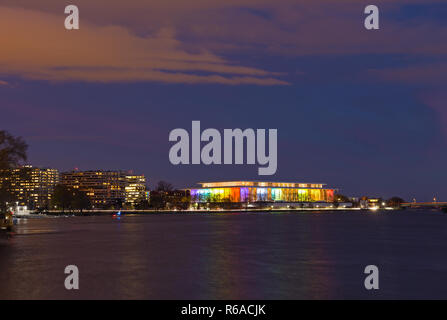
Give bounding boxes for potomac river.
[0,209,446,299]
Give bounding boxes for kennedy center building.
[188,181,335,204]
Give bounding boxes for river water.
[0,210,446,299]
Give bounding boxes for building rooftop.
[194,181,329,189]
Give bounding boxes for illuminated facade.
[0,165,59,209]
[188,181,335,203]
[125,175,149,206]
[61,170,148,208]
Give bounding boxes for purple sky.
[1,1,447,201]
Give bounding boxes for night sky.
[1,1,446,201]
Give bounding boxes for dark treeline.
[52,185,91,213]
[51,180,190,212]
[148,181,190,210]
[334,193,405,208]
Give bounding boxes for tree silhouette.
[71,190,92,213]
[387,197,405,208]
[156,181,174,192]
[0,131,28,215]
[0,131,28,170]
[52,184,72,213]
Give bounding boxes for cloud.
[3,0,446,57]
[0,80,9,86]
[1,1,447,85]
[0,7,287,85]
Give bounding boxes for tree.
[71,190,92,213]
[149,191,166,209]
[52,184,73,213]
[156,181,174,193]
[52,185,92,213]
[0,131,28,215]
[176,194,191,210]
[387,197,405,208]
[0,131,28,170]
[106,198,123,210]
[149,188,190,210]
[135,198,150,210]
[0,184,15,214]
[334,193,350,203]
[148,181,175,210]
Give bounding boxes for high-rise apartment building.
[61,170,148,208]
[0,165,60,209]
[125,175,149,207]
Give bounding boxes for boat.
[112,211,123,219]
